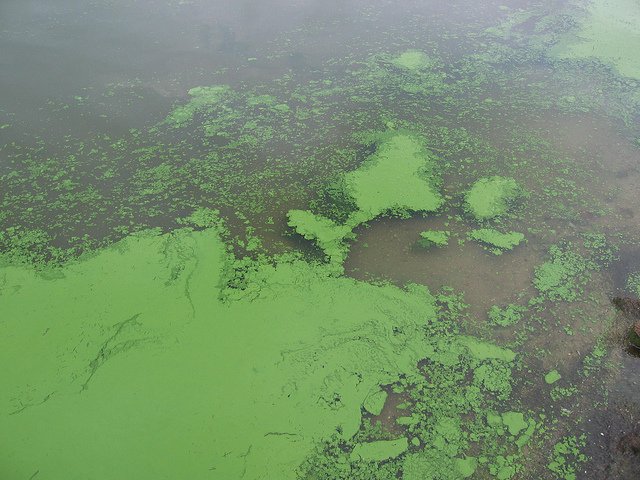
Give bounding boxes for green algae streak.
[469,228,524,254]
[417,230,449,248]
[464,177,522,221]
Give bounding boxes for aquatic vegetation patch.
[532,244,594,302]
[550,0,640,80]
[350,438,408,462]
[342,132,443,221]
[0,218,546,479]
[545,369,562,385]
[287,209,352,264]
[487,304,527,327]
[417,230,449,249]
[626,271,640,297]
[469,228,524,254]
[164,85,231,126]
[392,50,436,71]
[464,176,523,221]
[288,132,443,267]
[547,435,588,480]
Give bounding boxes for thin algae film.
[1,0,640,479]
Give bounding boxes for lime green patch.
[501,412,527,436]
[487,304,526,327]
[545,370,562,384]
[417,230,449,248]
[165,85,230,126]
[547,435,588,480]
[343,132,443,221]
[350,438,408,462]
[363,389,388,416]
[469,228,524,254]
[464,176,522,221]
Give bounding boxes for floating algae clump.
[287,209,352,264]
[545,370,562,385]
[165,85,230,126]
[626,271,640,296]
[488,304,526,327]
[342,132,443,221]
[350,438,408,462]
[417,230,449,248]
[288,132,443,266]
[533,244,592,302]
[469,228,524,254]
[0,212,533,480]
[464,176,522,221]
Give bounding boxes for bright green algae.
[164,85,231,126]
[464,177,522,221]
[350,438,408,462]
[288,132,443,267]
[417,230,449,248]
[0,220,538,479]
[545,370,562,385]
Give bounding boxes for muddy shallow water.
[1,0,640,479]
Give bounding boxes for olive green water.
[2,0,640,479]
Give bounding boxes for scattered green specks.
[545,370,562,385]
[626,271,640,297]
[533,245,592,302]
[417,230,449,248]
[350,438,408,462]
[165,85,230,126]
[488,304,526,327]
[547,435,588,480]
[469,228,524,254]
[464,176,522,221]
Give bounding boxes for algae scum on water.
[2,0,640,478]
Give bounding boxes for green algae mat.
[2,0,640,479]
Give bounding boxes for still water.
[1,0,640,478]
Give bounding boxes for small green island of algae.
[469,228,525,255]
[464,176,523,221]
[417,230,450,249]
[288,131,443,267]
[0,209,539,479]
